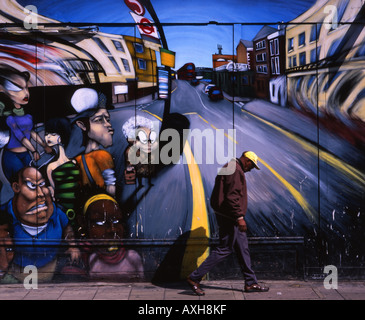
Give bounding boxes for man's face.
[12,167,53,227]
[246,160,255,172]
[88,109,114,148]
[241,157,256,173]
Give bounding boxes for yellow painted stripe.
[143,110,162,121]
[197,114,209,123]
[193,113,238,145]
[243,109,365,186]
[224,133,237,144]
[142,110,210,278]
[183,141,209,233]
[188,111,318,224]
[319,152,365,186]
[258,157,318,225]
[180,141,210,278]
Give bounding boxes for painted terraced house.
[286,0,365,124]
[251,25,277,100]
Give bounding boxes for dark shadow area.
[151,227,207,284]
[150,226,243,294]
[159,112,190,163]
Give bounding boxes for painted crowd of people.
[0,65,146,282]
[0,64,268,294]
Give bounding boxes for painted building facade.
[286,0,365,124]
[252,25,277,99]
[268,26,287,106]
[236,39,253,69]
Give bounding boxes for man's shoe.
[187,277,205,296]
[244,283,269,293]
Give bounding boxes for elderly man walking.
[187,151,269,296]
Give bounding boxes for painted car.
[190,78,199,86]
[204,84,216,94]
[208,86,224,101]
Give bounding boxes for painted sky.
[18,0,317,69]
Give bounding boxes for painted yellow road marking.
[259,157,318,224]
[186,111,318,224]
[187,113,238,145]
[196,113,208,124]
[243,109,365,186]
[143,109,162,121]
[180,141,210,278]
[142,110,210,277]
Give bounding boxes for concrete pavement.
[0,279,364,300]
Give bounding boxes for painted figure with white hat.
[71,88,116,197]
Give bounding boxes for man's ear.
[76,120,87,131]
[11,182,20,194]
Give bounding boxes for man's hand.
[237,218,247,232]
[32,151,40,162]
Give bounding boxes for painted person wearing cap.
[187,151,269,295]
[71,88,116,197]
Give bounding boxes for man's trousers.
[189,218,258,286]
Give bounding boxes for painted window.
[121,58,131,72]
[138,58,147,70]
[134,43,144,53]
[112,40,125,52]
[299,32,305,46]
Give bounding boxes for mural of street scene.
[0,0,364,283]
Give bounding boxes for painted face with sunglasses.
[135,127,158,154]
[0,67,53,182]
[2,74,30,109]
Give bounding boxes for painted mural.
[0,0,364,283]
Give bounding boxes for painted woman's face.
[135,127,158,154]
[2,75,29,107]
[45,132,61,147]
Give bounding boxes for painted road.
[113,80,364,245]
